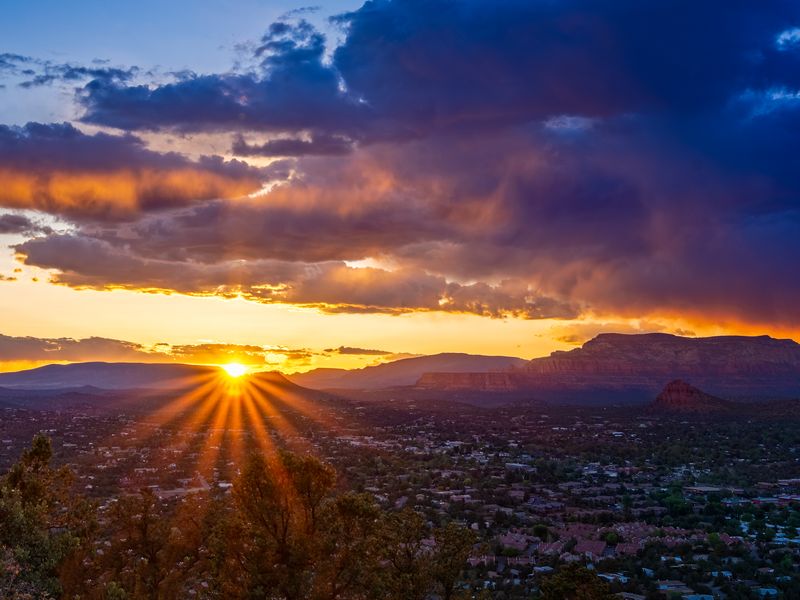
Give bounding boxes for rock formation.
[651,379,733,413]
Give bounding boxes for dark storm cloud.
[14,232,578,319]
[232,133,354,157]
[86,150,454,264]
[8,0,800,326]
[0,122,265,220]
[79,20,368,136]
[80,1,800,137]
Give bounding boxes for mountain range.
[0,362,217,390]
[0,367,320,413]
[1,333,799,407]
[287,353,526,390]
[415,333,800,403]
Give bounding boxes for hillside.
[651,380,734,413]
[287,353,526,390]
[0,362,218,390]
[0,367,327,413]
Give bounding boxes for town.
[3,390,799,598]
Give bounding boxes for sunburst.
[222,362,248,378]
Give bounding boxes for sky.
[1,0,800,373]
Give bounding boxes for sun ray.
[195,386,232,479]
[241,387,277,455]
[250,375,340,434]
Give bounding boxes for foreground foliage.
[1,436,480,599]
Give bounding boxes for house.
[656,580,693,595]
[497,531,534,552]
[574,540,607,560]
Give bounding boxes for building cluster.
[2,396,800,598]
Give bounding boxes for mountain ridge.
[415,333,800,403]
[0,362,220,390]
[287,352,526,390]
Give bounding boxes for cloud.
[14,231,577,319]
[0,333,152,363]
[0,122,266,220]
[0,333,410,372]
[0,53,138,88]
[0,213,50,235]
[79,2,800,140]
[776,27,800,50]
[0,333,310,369]
[5,1,800,329]
[325,346,391,356]
[79,20,368,136]
[11,115,800,325]
[19,64,138,89]
[232,132,354,157]
[548,321,696,345]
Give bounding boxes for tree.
[430,523,475,600]
[539,564,614,600]
[1,442,476,600]
[224,451,320,599]
[221,449,382,600]
[85,488,212,599]
[0,434,96,598]
[312,492,384,600]
[378,509,433,600]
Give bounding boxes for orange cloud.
[0,123,266,220]
[0,168,262,220]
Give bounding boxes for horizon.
[0,330,797,378]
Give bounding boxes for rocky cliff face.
[522,333,800,376]
[414,334,800,404]
[415,372,521,392]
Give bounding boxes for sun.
[222,362,248,378]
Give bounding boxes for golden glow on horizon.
[2,242,800,373]
[222,362,248,378]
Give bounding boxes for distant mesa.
[287,353,526,390]
[414,333,800,404]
